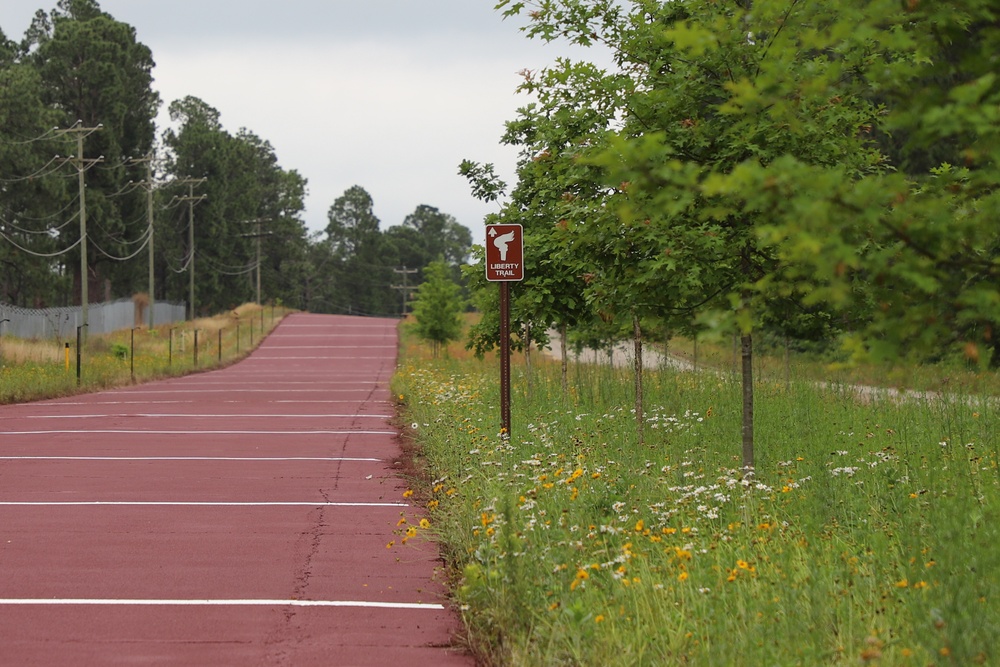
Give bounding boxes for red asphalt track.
[0,313,473,666]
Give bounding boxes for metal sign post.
[485,224,524,438]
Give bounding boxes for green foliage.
[0,3,472,318]
[308,186,472,318]
[411,260,464,357]
[0,50,69,306]
[28,0,160,298]
[395,352,1000,666]
[159,96,312,314]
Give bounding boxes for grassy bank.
[393,332,998,665]
[0,303,290,404]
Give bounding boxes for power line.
[0,229,83,257]
[0,126,62,146]
[0,195,81,225]
[0,156,72,183]
[0,209,80,235]
[90,224,152,262]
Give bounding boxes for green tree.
[161,96,309,315]
[725,0,1000,370]
[497,0,886,470]
[0,31,70,306]
[412,260,464,357]
[26,0,159,303]
[384,204,472,290]
[322,185,396,316]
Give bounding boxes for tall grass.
[0,304,290,404]
[393,334,998,665]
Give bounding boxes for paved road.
[0,313,471,666]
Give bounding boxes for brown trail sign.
[484,224,524,439]
[485,224,524,282]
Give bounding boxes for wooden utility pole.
[129,152,156,328]
[173,179,207,320]
[392,267,419,315]
[55,122,102,338]
[238,218,273,305]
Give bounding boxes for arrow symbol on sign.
[489,227,498,238]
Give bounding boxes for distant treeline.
[0,0,471,318]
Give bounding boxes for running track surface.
[0,313,473,666]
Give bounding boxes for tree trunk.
[560,323,569,399]
[741,332,754,477]
[739,240,756,478]
[633,314,644,446]
[524,322,533,402]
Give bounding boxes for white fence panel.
[0,299,187,339]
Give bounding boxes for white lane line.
[97,389,379,394]
[0,430,396,435]
[261,346,395,349]
[0,502,409,507]
[272,400,389,405]
[134,379,387,384]
[267,336,393,339]
[43,401,193,406]
[248,356,391,360]
[0,599,444,610]
[21,414,392,420]
[38,400,386,406]
[0,456,382,462]
[280,324,392,328]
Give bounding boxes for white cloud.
[1,0,611,248]
[153,38,533,241]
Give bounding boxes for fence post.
[76,325,86,386]
[194,330,199,367]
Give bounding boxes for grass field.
[0,303,288,404]
[393,328,999,666]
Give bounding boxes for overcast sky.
[0,1,596,246]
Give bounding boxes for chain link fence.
[0,299,187,339]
